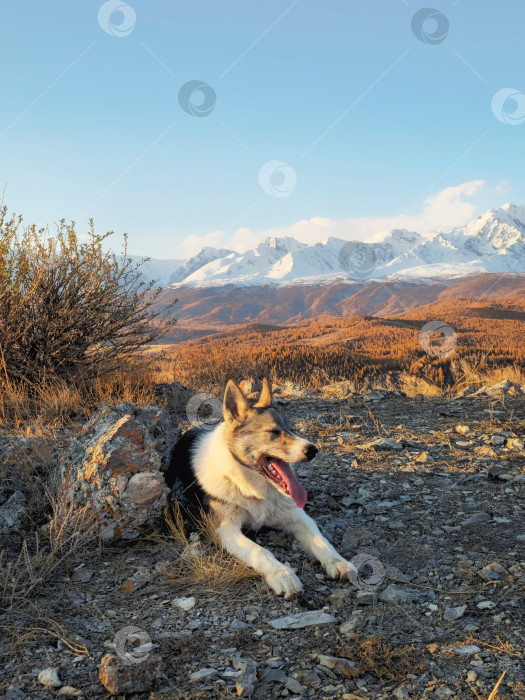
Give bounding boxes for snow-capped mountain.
[146,204,525,288]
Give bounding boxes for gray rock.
[259,669,288,684]
[38,668,61,688]
[292,669,322,688]
[355,589,378,605]
[378,584,416,605]
[189,668,218,681]
[270,611,337,629]
[370,438,403,450]
[477,601,496,609]
[478,562,505,581]
[443,605,466,621]
[0,491,27,531]
[393,688,411,699]
[339,612,363,633]
[57,687,83,697]
[172,596,196,611]
[234,658,258,697]
[57,403,176,541]
[285,677,304,694]
[4,684,27,700]
[455,645,481,655]
[462,512,492,525]
[318,654,357,677]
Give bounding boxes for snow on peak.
[159,203,525,288]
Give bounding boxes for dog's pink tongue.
[270,459,307,508]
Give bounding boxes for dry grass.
[0,496,95,610]
[0,357,162,430]
[452,357,525,394]
[331,632,424,681]
[0,616,92,661]
[163,505,260,592]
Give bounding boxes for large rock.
[58,403,179,540]
[99,653,162,694]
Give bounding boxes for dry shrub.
[0,205,177,384]
[0,496,95,610]
[164,505,259,592]
[333,632,425,681]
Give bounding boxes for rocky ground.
[1,382,525,699]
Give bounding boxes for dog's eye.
[269,429,281,437]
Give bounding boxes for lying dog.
[165,379,356,598]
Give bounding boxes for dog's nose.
[305,444,318,461]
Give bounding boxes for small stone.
[443,605,466,621]
[0,491,27,531]
[259,669,287,684]
[339,613,362,633]
[477,601,496,609]
[318,654,357,677]
[455,424,470,435]
[378,584,415,605]
[285,677,304,694]
[355,590,377,605]
[466,671,478,683]
[492,435,505,446]
[71,568,93,583]
[388,520,405,530]
[462,512,492,525]
[38,668,61,689]
[171,596,196,611]
[292,669,322,688]
[393,688,410,699]
[371,438,403,450]
[189,668,218,681]
[235,658,257,697]
[270,611,337,629]
[478,562,506,581]
[231,618,248,630]
[57,687,83,697]
[4,684,27,700]
[455,645,481,655]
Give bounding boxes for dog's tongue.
[270,459,307,508]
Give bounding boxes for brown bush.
[0,206,177,385]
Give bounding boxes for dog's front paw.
[323,556,358,581]
[265,565,303,599]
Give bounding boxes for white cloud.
[179,180,492,256]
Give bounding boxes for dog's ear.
[254,378,272,408]
[223,380,250,424]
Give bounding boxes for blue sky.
[0,0,524,259]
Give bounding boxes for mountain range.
[142,203,525,288]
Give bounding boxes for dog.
[165,378,357,598]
